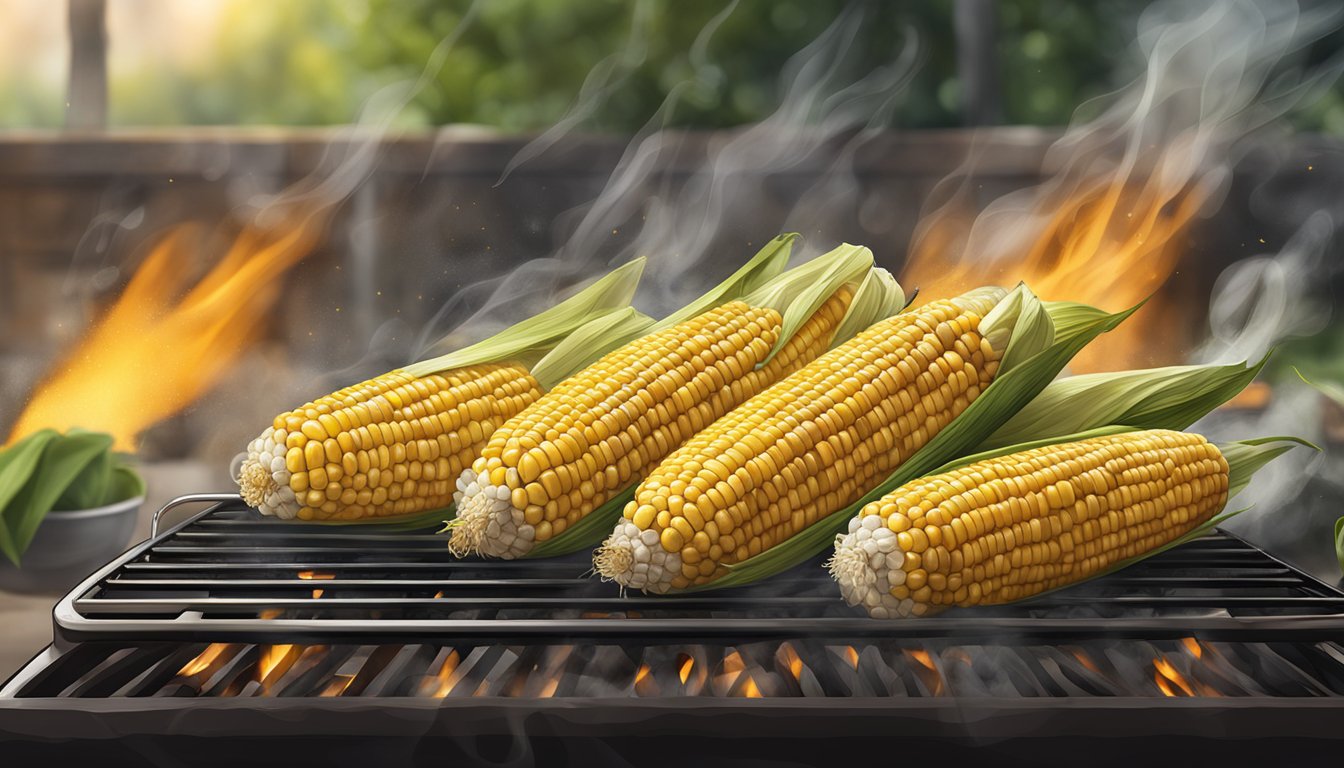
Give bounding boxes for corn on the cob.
[829,429,1230,617]
[596,287,1007,593]
[236,258,655,521]
[449,245,902,559]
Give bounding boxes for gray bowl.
[0,495,143,595]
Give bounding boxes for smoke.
[909,0,1344,293]
[413,1,923,359]
[1195,210,1335,366]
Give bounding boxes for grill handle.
[151,493,244,538]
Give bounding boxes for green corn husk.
[830,268,906,352]
[406,256,649,377]
[529,235,800,387]
[671,291,1140,592]
[279,259,650,527]
[982,283,1055,373]
[522,244,904,559]
[979,356,1269,451]
[1297,368,1344,408]
[530,307,657,390]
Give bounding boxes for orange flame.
[776,643,804,681]
[256,644,298,687]
[843,646,860,670]
[906,649,935,670]
[538,677,561,699]
[177,642,234,677]
[1153,656,1195,697]
[634,663,657,696]
[8,218,320,448]
[740,676,762,698]
[319,674,355,697]
[298,570,336,599]
[1071,648,1102,674]
[905,143,1219,372]
[427,650,463,698]
[677,654,695,685]
[1181,637,1204,659]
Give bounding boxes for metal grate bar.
[46,499,1344,645]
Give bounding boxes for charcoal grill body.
[3,497,1344,766]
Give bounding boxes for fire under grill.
[5,497,1344,764]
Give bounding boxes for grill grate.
[48,498,1344,644]
[11,636,1344,699]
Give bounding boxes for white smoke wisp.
[1189,210,1340,563]
[906,0,1344,325]
[1195,210,1335,366]
[415,2,924,355]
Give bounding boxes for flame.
[298,570,335,600]
[319,674,355,697]
[538,677,561,698]
[843,646,860,670]
[427,650,463,698]
[256,644,298,687]
[177,643,233,677]
[1070,648,1102,674]
[906,649,935,670]
[1153,656,1195,697]
[634,663,657,696]
[740,676,762,698]
[776,643,804,681]
[677,654,695,685]
[1181,637,1204,659]
[8,217,320,448]
[905,143,1218,372]
[259,608,283,620]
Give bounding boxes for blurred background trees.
[2,0,1342,133]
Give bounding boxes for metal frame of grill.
[6,495,1344,764]
[42,496,1344,645]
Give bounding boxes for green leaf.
[529,237,794,389]
[831,267,905,346]
[104,458,147,505]
[530,306,656,389]
[1041,300,1113,339]
[981,284,1053,374]
[54,448,112,511]
[672,297,1140,592]
[1336,516,1344,576]
[1296,368,1344,408]
[739,242,875,364]
[525,486,636,558]
[0,429,60,565]
[650,234,796,331]
[2,430,114,565]
[1218,435,1318,500]
[407,257,647,375]
[981,356,1268,451]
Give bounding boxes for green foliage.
[6,1,1344,134]
[0,429,144,565]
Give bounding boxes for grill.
[5,495,1344,765]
